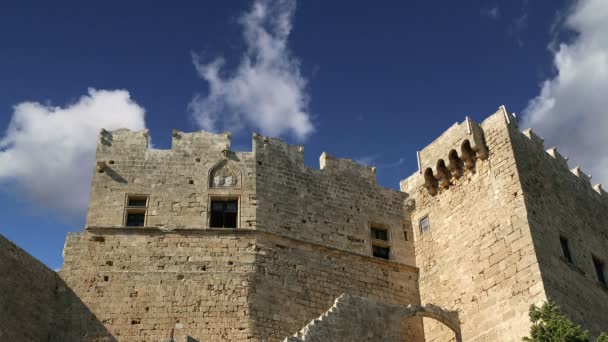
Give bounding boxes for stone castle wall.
[0,234,113,342]
[6,106,607,342]
[0,234,60,340]
[59,229,256,341]
[58,229,422,341]
[249,232,422,341]
[401,109,547,341]
[253,134,414,263]
[513,128,608,336]
[88,129,257,229]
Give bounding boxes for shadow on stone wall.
[52,276,117,342]
[0,234,115,342]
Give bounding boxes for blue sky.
[2,0,607,270]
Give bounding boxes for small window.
[370,225,390,260]
[560,236,573,263]
[125,195,148,227]
[419,216,430,234]
[210,199,238,228]
[371,227,389,241]
[593,256,606,285]
[372,246,390,260]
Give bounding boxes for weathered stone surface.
[284,294,460,342]
[2,105,607,341]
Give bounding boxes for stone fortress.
[1,106,607,341]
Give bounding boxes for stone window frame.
[559,235,573,264]
[123,194,149,227]
[592,254,606,286]
[208,195,241,229]
[369,223,391,260]
[419,215,430,235]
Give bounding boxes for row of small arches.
[423,139,478,195]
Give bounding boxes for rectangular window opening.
[370,225,390,260]
[419,216,430,235]
[372,246,390,260]
[125,195,148,227]
[593,256,606,285]
[371,227,389,241]
[560,236,572,263]
[210,199,238,228]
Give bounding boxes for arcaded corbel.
[468,121,489,160]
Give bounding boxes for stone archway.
[284,294,461,342]
[401,303,462,342]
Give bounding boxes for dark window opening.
[560,236,572,263]
[128,197,147,207]
[126,212,145,227]
[593,256,606,285]
[371,227,389,241]
[419,216,430,234]
[125,195,148,227]
[210,199,238,228]
[372,246,390,260]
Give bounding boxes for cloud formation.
[482,6,501,20]
[0,89,146,218]
[189,0,313,140]
[522,0,608,185]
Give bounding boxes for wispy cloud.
[0,89,146,218]
[508,0,529,47]
[189,0,313,140]
[482,5,501,20]
[522,0,608,186]
[355,155,405,169]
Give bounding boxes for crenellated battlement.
[319,152,376,180]
[518,126,607,200]
[97,128,231,153]
[95,128,382,184]
[253,132,378,182]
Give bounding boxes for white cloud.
[522,0,608,185]
[189,0,313,140]
[0,88,146,218]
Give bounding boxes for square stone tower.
[401,107,608,340]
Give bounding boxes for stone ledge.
[84,226,419,273]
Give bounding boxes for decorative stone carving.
[209,160,240,188]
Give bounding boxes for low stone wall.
[284,294,460,342]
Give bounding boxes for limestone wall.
[253,134,414,264]
[0,234,59,341]
[249,232,423,341]
[59,229,257,341]
[401,109,547,341]
[88,129,257,229]
[0,234,113,342]
[284,294,461,342]
[58,228,422,342]
[513,128,608,336]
